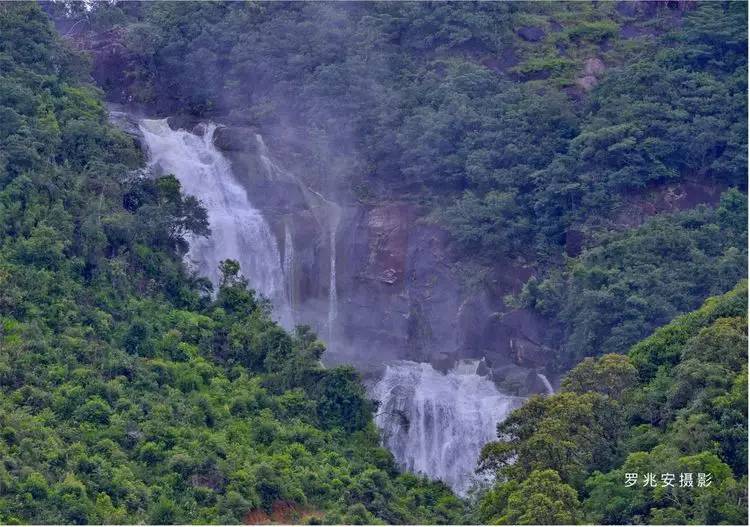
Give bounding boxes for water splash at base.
[373,360,523,495]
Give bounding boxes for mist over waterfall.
[138,119,292,326]
[373,360,522,495]
[254,132,342,342]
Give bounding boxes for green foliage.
[62,0,747,378]
[3,2,748,524]
[490,469,582,525]
[0,5,463,524]
[519,191,747,367]
[475,469,583,525]
[565,20,619,42]
[478,285,748,524]
[478,390,624,489]
[561,353,638,400]
[628,280,747,380]
[311,366,373,433]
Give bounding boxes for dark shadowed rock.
[519,68,552,82]
[615,1,639,17]
[213,125,261,152]
[480,47,519,73]
[106,104,143,138]
[525,371,553,395]
[565,228,585,257]
[485,309,550,369]
[491,364,540,396]
[475,359,491,377]
[517,26,546,42]
[430,352,456,374]
[166,114,205,133]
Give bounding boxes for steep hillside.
[477,282,748,524]
[0,4,462,523]
[0,2,746,525]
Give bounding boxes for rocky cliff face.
[216,125,554,394]
[113,110,727,397]
[78,1,703,396]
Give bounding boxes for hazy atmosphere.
[0,1,747,524]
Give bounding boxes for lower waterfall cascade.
[373,360,523,495]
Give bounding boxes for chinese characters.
[625,473,712,488]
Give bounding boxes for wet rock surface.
[216,123,555,381]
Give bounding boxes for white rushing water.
[327,207,340,343]
[537,373,555,395]
[283,221,295,320]
[373,360,523,495]
[138,119,291,325]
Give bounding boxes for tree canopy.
[478,283,748,524]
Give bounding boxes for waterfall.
[283,222,295,322]
[254,133,342,344]
[537,373,555,395]
[138,118,291,325]
[136,119,522,496]
[373,360,523,495]
[255,133,285,181]
[327,208,340,343]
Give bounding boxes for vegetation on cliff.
[0,1,746,525]
[52,0,748,370]
[516,190,747,366]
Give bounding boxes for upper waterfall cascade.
[373,360,523,495]
[138,119,292,326]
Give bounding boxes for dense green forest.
[0,1,747,525]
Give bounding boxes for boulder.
[485,308,551,369]
[213,125,260,152]
[517,26,546,42]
